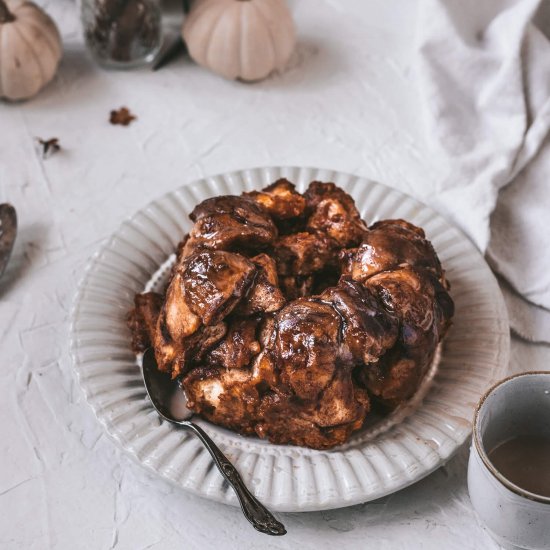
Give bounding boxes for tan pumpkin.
[0,0,62,100]
[183,0,296,82]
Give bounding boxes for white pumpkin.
[183,0,296,82]
[0,0,62,100]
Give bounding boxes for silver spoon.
[0,204,17,280]
[141,348,286,536]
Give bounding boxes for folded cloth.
[497,275,550,344]
[415,0,550,343]
[488,131,550,313]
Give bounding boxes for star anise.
[110,107,137,126]
[37,138,61,159]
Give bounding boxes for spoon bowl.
[141,349,191,422]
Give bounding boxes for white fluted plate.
[70,167,510,512]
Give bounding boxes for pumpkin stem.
[0,0,15,23]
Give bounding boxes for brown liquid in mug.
[488,435,550,498]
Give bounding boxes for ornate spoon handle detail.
[181,421,286,536]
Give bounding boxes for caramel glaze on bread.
[128,179,454,449]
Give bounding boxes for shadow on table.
[284,442,473,534]
[257,38,349,93]
[33,41,117,110]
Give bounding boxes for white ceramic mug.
[468,371,550,550]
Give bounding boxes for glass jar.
[81,0,163,69]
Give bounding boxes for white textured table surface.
[1,1,549,549]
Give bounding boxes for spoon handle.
[181,421,286,536]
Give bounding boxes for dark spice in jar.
[83,0,161,64]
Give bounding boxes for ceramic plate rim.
[69,166,510,512]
